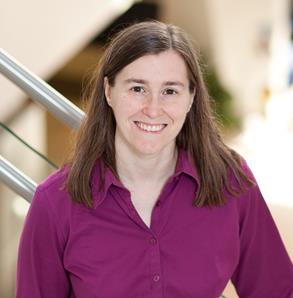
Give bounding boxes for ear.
[104,76,112,106]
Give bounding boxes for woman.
[16,21,293,297]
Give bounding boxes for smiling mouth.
[134,121,167,133]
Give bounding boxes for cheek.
[166,104,189,124]
[112,98,141,122]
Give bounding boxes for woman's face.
[104,50,194,157]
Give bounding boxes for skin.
[104,50,194,189]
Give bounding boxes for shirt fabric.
[16,149,293,298]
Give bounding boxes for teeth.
[135,121,165,132]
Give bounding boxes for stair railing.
[0,48,84,200]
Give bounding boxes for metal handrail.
[0,48,86,200]
[0,48,85,129]
[0,155,37,203]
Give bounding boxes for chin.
[133,142,170,157]
[135,147,160,156]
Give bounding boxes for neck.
[115,141,178,189]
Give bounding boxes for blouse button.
[153,274,160,282]
[149,237,157,245]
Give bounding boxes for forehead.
[115,50,189,84]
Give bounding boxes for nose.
[142,96,163,118]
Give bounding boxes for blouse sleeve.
[16,186,70,297]
[231,182,293,297]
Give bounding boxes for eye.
[131,86,145,93]
[163,88,178,95]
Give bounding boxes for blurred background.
[1,0,293,297]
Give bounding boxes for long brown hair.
[65,20,254,208]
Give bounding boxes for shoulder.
[228,154,270,221]
[226,150,257,192]
[37,165,69,193]
[237,154,256,182]
[32,166,75,222]
[224,152,263,211]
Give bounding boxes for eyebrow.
[123,78,185,88]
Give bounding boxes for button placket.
[148,235,162,296]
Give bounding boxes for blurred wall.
[0,0,137,114]
[158,0,290,117]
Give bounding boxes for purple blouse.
[16,150,293,297]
